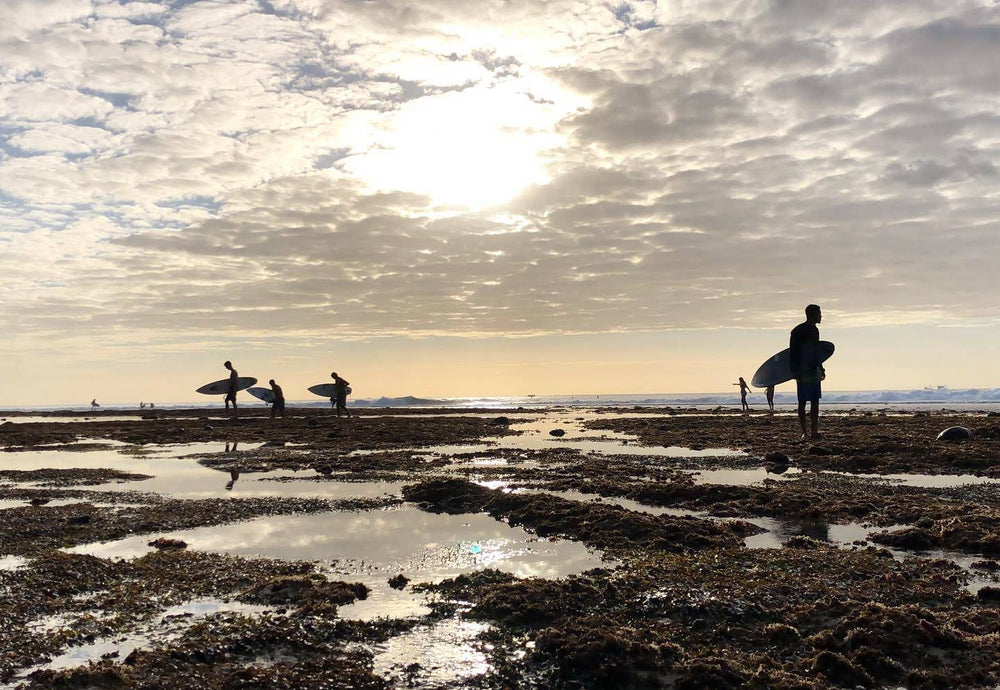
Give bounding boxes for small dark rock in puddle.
[148,538,188,550]
[316,465,333,475]
[66,514,91,525]
[937,426,972,441]
[491,416,510,426]
[871,527,936,550]
[30,498,50,506]
[261,440,286,448]
[763,451,790,464]
[549,428,566,437]
[203,425,214,431]
[388,574,410,590]
[765,462,789,475]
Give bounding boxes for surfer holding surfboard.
[224,361,240,419]
[789,304,824,440]
[331,372,351,418]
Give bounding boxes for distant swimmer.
[149,402,154,409]
[331,371,351,418]
[269,379,286,419]
[733,377,752,416]
[224,361,239,419]
[790,304,824,440]
[91,399,100,410]
[765,385,775,415]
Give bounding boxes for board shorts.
[225,390,237,403]
[273,400,285,413]
[796,375,822,403]
[336,393,347,407]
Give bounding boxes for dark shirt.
[227,368,239,394]
[789,321,819,375]
[333,377,349,394]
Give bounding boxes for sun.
[345,85,555,209]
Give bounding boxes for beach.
[1,406,999,688]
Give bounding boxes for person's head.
[739,377,746,384]
[269,379,276,386]
[331,371,338,379]
[805,304,821,323]
[224,360,232,370]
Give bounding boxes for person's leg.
[810,400,819,438]
[798,400,808,438]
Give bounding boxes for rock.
[491,416,510,426]
[937,426,972,441]
[763,451,790,464]
[871,527,936,550]
[203,425,214,431]
[988,411,1000,417]
[388,574,410,590]
[549,428,566,437]
[316,466,333,475]
[808,445,834,456]
[66,515,92,525]
[971,560,1000,572]
[809,650,874,688]
[261,440,286,448]
[977,586,1000,602]
[148,538,187,550]
[29,498,50,506]
[242,575,368,605]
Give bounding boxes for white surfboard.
[196,377,257,395]
[308,383,351,397]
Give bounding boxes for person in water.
[733,377,752,416]
[269,379,285,419]
[789,304,824,440]
[331,371,351,418]
[90,399,100,410]
[224,361,239,419]
[765,385,775,415]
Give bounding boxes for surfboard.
[751,341,835,388]
[308,384,352,398]
[246,387,276,403]
[195,377,258,395]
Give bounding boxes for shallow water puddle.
[372,617,491,688]
[0,554,29,571]
[9,598,271,685]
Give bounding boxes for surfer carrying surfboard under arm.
[224,361,239,419]
[789,304,824,440]
[331,372,352,418]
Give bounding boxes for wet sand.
[1,407,999,688]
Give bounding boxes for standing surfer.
[224,361,239,419]
[789,304,824,440]
[331,372,351,418]
[765,385,775,415]
[733,377,752,416]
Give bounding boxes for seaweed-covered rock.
[809,650,874,688]
[241,575,368,605]
[937,426,971,441]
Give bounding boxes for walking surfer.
[224,361,239,419]
[269,379,285,419]
[331,372,351,418]
[790,304,824,440]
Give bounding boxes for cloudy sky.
[2,0,999,404]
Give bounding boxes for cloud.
[2,0,1000,354]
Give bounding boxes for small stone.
[203,425,214,431]
[29,498,50,506]
[316,466,333,475]
[549,429,566,437]
[148,538,188,550]
[936,426,972,441]
[388,574,410,590]
[764,451,790,464]
[491,416,510,426]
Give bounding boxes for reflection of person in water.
[733,377,752,416]
[765,385,775,415]
[225,470,240,491]
[790,304,824,440]
[225,441,239,453]
[269,379,285,419]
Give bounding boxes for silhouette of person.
[733,377,752,416]
[140,401,146,409]
[765,385,775,415]
[225,469,240,491]
[331,371,351,418]
[90,399,100,410]
[790,304,824,440]
[149,402,154,409]
[224,361,239,419]
[269,379,285,419]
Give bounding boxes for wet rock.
[784,535,826,550]
[203,425,214,431]
[29,497,50,506]
[977,586,1000,602]
[763,623,801,645]
[871,527,936,551]
[763,451,790,465]
[148,538,188,550]
[388,574,409,590]
[261,440,286,448]
[315,465,333,475]
[971,560,1000,572]
[66,514,92,525]
[809,650,874,688]
[242,575,369,605]
[549,428,566,437]
[491,416,510,426]
[937,426,972,441]
[808,445,834,456]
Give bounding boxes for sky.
[2,0,1000,405]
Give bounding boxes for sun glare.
[345,86,555,209]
